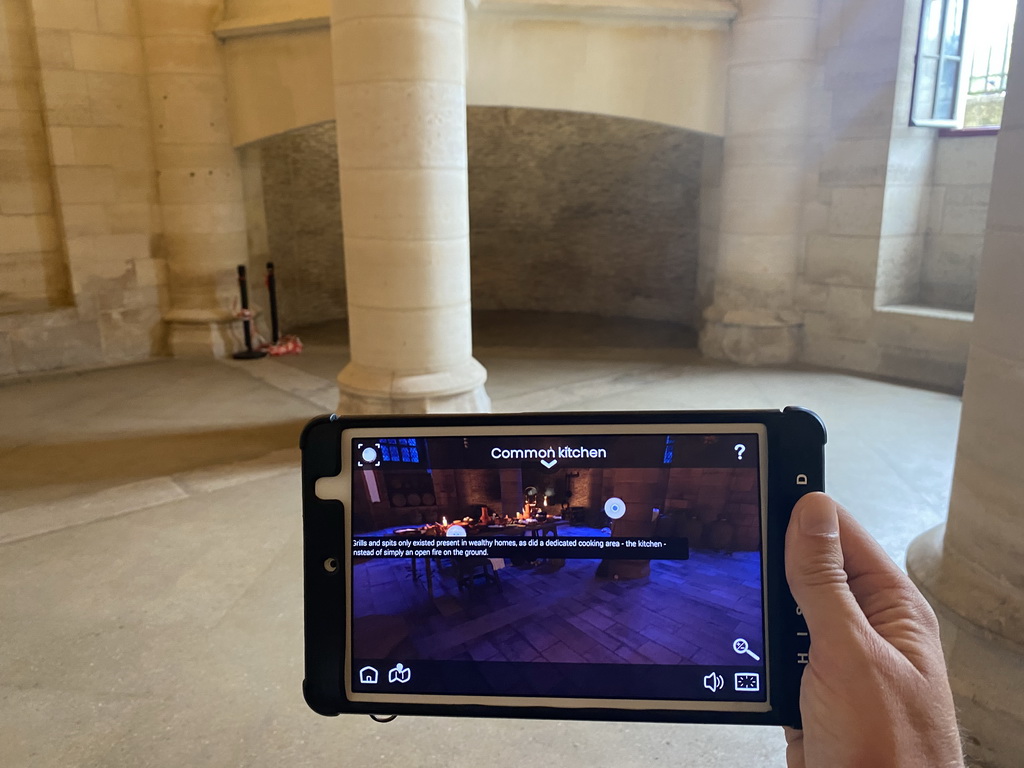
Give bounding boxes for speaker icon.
[703,672,725,693]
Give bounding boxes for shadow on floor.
[0,420,308,490]
[289,310,698,350]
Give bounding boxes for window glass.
[963,0,1017,128]
[913,0,1017,129]
[921,0,944,56]
[943,0,965,55]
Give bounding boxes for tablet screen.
[340,424,770,712]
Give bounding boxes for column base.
[699,309,802,365]
[337,358,491,414]
[908,524,1024,768]
[166,309,239,358]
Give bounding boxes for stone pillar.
[699,0,817,364]
[139,0,249,357]
[907,7,1024,766]
[330,0,489,414]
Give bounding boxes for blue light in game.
[379,438,421,464]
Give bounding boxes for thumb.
[785,493,870,646]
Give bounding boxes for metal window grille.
[968,14,1014,95]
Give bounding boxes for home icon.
[359,666,379,685]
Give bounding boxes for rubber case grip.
[301,408,826,727]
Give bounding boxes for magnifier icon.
[733,638,761,661]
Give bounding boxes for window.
[379,438,422,464]
[963,0,1017,127]
[662,436,674,465]
[911,0,1017,129]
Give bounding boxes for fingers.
[785,493,872,646]
[783,728,806,768]
[831,502,907,591]
[832,500,944,660]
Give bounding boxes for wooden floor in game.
[352,530,762,668]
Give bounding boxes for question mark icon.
[734,444,746,461]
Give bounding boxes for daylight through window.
[912,0,1017,129]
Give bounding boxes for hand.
[783,493,964,768]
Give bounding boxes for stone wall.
[0,0,68,315]
[256,108,706,329]
[921,135,998,311]
[0,0,999,389]
[468,107,703,325]
[797,0,906,370]
[1,0,167,377]
[696,135,724,319]
[257,121,346,330]
[793,0,975,391]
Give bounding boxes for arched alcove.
[248,122,346,330]
[245,108,715,336]
[467,108,708,326]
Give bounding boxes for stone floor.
[0,312,963,767]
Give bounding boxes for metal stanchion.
[266,261,280,344]
[232,264,266,360]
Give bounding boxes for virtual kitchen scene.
[351,438,763,668]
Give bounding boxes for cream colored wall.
[922,135,998,311]
[0,0,68,315]
[224,0,316,18]
[465,12,729,135]
[139,0,253,358]
[220,29,333,147]
[907,9,1024,762]
[216,0,730,147]
[1,0,166,376]
[792,0,975,391]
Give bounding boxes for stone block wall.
[922,135,998,311]
[796,0,905,373]
[0,0,68,317]
[255,108,706,330]
[696,135,723,318]
[34,0,165,341]
[792,0,979,390]
[873,0,940,312]
[1,0,167,376]
[467,108,703,326]
[257,121,346,331]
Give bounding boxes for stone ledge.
[214,0,739,40]
[876,303,974,323]
[471,0,738,26]
[214,0,328,41]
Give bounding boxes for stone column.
[139,0,249,357]
[907,7,1024,766]
[699,0,817,364]
[330,0,489,414]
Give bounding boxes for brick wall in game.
[664,468,760,551]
